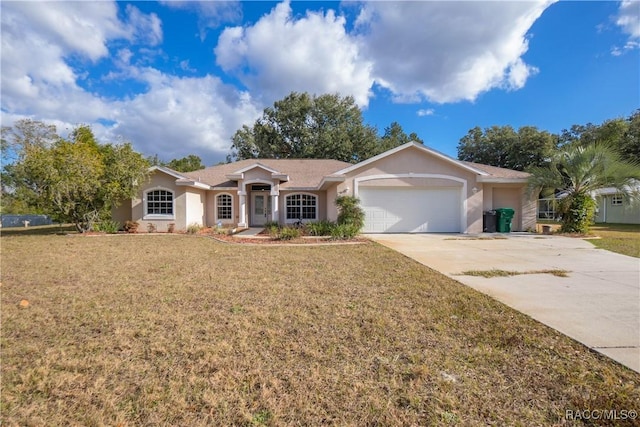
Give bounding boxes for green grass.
[588,223,640,258]
[2,234,639,425]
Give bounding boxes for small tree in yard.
[527,143,640,234]
[2,120,149,232]
[335,195,365,238]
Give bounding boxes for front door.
[251,193,272,226]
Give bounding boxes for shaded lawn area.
[2,235,639,426]
[588,223,640,258]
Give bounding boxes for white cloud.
[0,1,260,164]
[417,109,435,117]
[1,0,558,164]
[355,1,554,103]
[107,73,261,162]
[214,1,374,107]
[125,4,163,46]
[616,0,640,39]
[612,0,640,55]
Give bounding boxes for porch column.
[238,189,247,227]
[271,193,279,223]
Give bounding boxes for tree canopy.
[166,155,205,172]
[458,111,640,171]
[228,92,422,163]
[147,154,205,172]
[1,120,149,231]
[457,125,556,171]
[558,110,640,163]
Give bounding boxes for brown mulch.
[199,230,369,245]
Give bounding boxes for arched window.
[285,193,318,221]
[216,193,233,221]
[145,189,174,217]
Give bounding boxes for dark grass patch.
[460,269,570,278]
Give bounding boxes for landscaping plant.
[528,143,640,234]
[335,195,364,231]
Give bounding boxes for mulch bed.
[199,230,369,245]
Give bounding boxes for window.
[146,189,174,216]
[216,193,233,220]
[611,195,623,206]
[286,193,317,221]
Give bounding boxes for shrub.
[335,195,364,233]
[93,220,120,234]
[168,223,175,233]
[213,226,235,235]
[264,221,281,237]
[330,223,360,240]
[559,193,596,234]
[186,223,201,234]
[306,220,335,236]
[123,221,139,233]
[147,223,157,233]
[277,226,301,240]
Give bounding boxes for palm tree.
[528,143,640,233]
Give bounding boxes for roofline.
[149,165,188,180]
[212,186,238,191]
[317,176,346,190]
[231,162,281,175]
[333,141,490,176]
[477,177,529,183]
[175,180,211,190]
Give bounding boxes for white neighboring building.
[594,185,640,224]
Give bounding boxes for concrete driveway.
[366,233,640,373]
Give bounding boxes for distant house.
[113,142,537,233]
[594,186,640,225]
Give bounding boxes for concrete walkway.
[366,233,640,373]
[235,227,265,238]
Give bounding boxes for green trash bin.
[495,208,515,232]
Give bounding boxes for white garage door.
[359,187,462,233]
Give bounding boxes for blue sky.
[1,1,638,165]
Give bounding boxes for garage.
[359,186,462,233]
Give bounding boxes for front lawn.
[588,223,640,258]
[2,234,638,425]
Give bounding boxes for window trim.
[285,192,318,223]
[215,192,234,223]
[611,194,624,206]
[143,187,175,220]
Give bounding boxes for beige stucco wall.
[185,188,206,227]
[484,185,536,232]
[131,170,187,231]
[326,185,339,222]
[340,146,484,233]
[243,168,274,183]
[207,190,240,226]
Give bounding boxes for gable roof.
[150,165,188,180]
[461,161,531,182]
[183,158,351,189]
[149,165,211,189]
[170,144,531,189]
[333,141,490,176]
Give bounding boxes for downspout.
[603,196,607,223]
